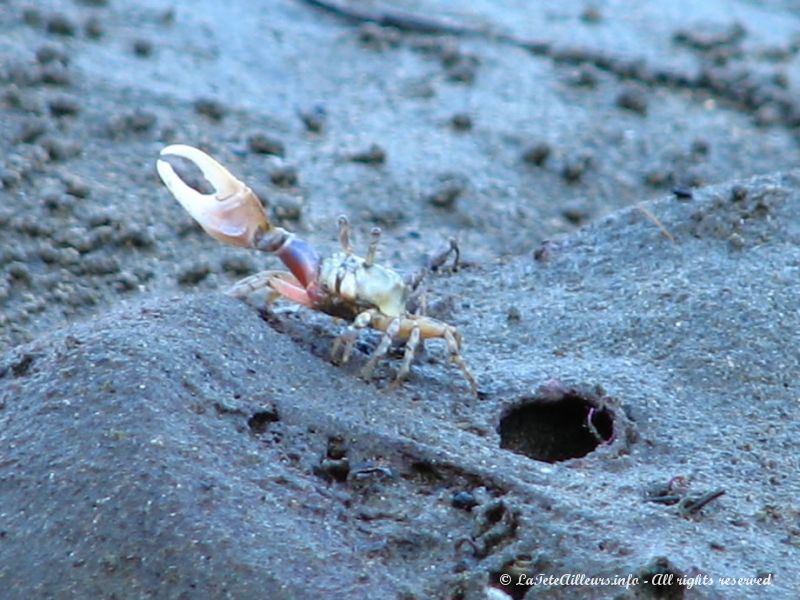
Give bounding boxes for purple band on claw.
[276,237,320,289]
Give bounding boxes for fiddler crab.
[156,145,478,396]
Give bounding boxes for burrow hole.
[498,391,614,462]
[247,409,280,434]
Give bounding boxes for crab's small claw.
[156,144,272,248]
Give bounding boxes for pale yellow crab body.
[319,252,409,318]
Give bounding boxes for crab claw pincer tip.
[156,144,271,248]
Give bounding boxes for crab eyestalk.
[364,227,381,268]
[156,144,321,293]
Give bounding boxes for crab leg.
[443,329,478,396]
[366,312,478,396]
[392,325,421,387]
[361,317,401,380]
[330,331,356,364]
[227,270,315,308]
[331,309,374,364]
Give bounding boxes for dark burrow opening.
[247,409,280,434]
[498,390,614,462]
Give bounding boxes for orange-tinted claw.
[268,273,316,307]
[156,144,271,248]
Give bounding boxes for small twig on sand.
[300,0,486,36]
[636,204,675,242]
[679,489,726,516]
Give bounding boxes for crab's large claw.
[156,144,271,248]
